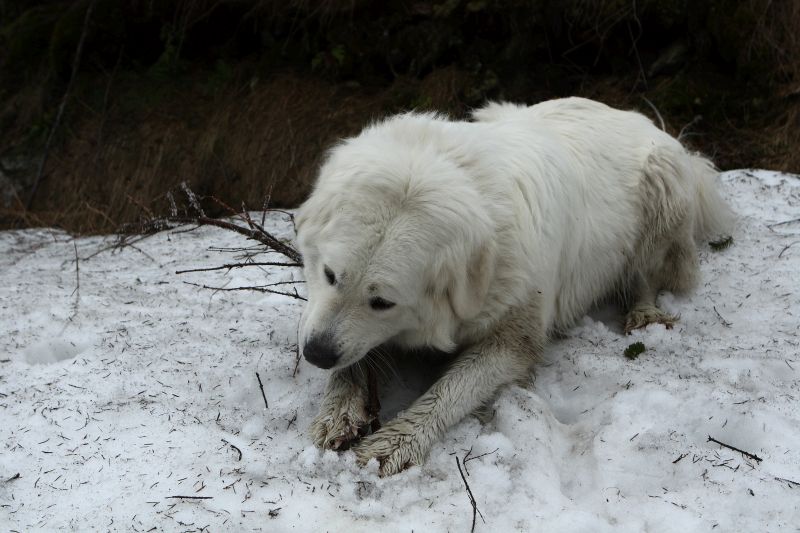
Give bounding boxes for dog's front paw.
[624,305,678,334]
[352,417,429,476]
[310,393,374,451]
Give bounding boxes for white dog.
[295,97,733,475]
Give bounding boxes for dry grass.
[3,74,387,233]
[2,0,799,234]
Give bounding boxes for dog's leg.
[623,271,678,334]
[625,148,702,334]
[624,223,697,334]
[352,309,543,475]
[309,364,376,450]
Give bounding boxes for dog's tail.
[687,153,735,241]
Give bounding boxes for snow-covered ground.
[1,169,798,532]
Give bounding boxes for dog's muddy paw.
[310,396,373,451]
[624,306,678,335]
[352,418,426,476]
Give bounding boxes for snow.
[1,169,799,532]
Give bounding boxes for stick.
[165,495,213,500]
[183,281,306,301]
[678,115,703,141]
[175,261,301,274]
[366,366,382,433]
[774,476,800,487]
[180,181,205,217]
[255,372,269,409]
[464,448,500,466]
[712,306,732,327]
[455,456,485,533]
[641,96,665,131]
[222,439,242,461]
[707,436,763,463]
[778,241,799,258]
[767,218,800,229]
[292,343,302,377]
[70,241,80,317]
[168,216,302,263]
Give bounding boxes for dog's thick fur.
[295,97,733,475]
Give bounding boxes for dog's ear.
[446,239,496,321]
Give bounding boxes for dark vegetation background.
[1,0,798,233]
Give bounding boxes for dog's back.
[471,98,733,330]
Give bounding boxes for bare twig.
[678,115,703,141]
[641,96,665,131]
[81,233,160,261]
[456,456,485,533]
[175,261,301,275]
[255,372,269,409]
[778,241,799,258]
[183,281,307,301]
[27,0,96,209]
[774,476,800,487]
[464,448,500,466]
[293,343,301,377]
[767,218,800,229]
[366,366,382,433]
[222,439,242,461]
[180,181,205,217]
[165,495,213,500]
[159,215,302,263]
[713,306,732,327]
[70,241,80,317]
[707,436,763,463]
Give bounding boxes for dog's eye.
[323,266,336,285]
[369,297,395,311]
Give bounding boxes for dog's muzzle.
[303,334,340,369]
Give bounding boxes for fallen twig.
[712,306,732,327]
[158,215,302,263]
[6,473,20,482]
[293,343,301,377]
[256,372,269,409]
[641,96,665,131]
[175,261,301,274]
[183,281,306,301]
[456,456,485,533]
[464,448,500,467]
[165,495,213,500]
[707,436,763,463]
[767,217,800,229]
[222,439,242,461]
[366,366,382,433]
[778,241,799,258]
[774,476,800,487]
[70,241,80,318]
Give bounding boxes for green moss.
[709,236,733,251]
[624,342,646,360]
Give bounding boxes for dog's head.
[295,122,496,370]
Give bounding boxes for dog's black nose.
[303,335,340,369]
